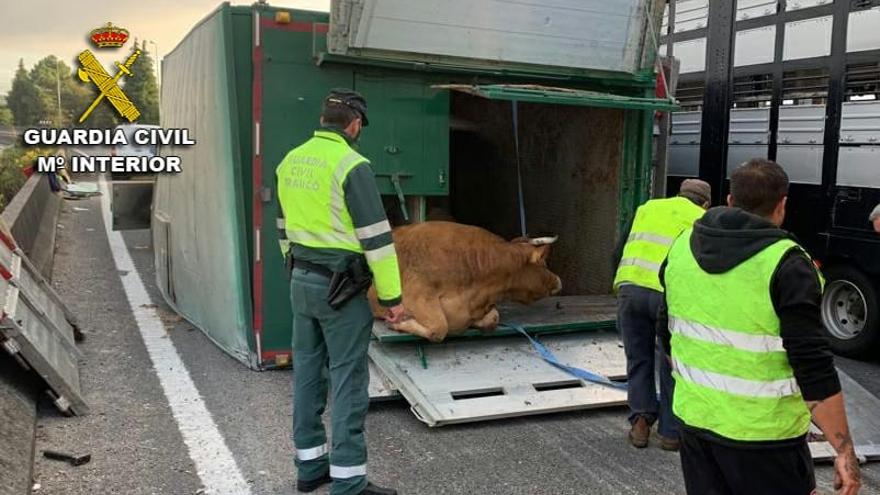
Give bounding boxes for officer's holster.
[327,256,373,310]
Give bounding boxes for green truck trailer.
[154,1,675,424]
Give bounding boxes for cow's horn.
[530,236,558,246]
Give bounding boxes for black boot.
[360,481,397,495]
[296,471,331,492]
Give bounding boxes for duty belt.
[292,260,333,278]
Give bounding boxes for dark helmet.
[324,88,369,126]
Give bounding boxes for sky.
[0,0,330,96]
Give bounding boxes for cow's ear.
[529,244,552,264]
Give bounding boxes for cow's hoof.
[426,331,445,343]
[474,309,500,332]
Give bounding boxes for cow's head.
[505,236,563,304]
[510,236,559,267]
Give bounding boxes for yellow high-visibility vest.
[613,196,705,292]
[276,130,401,301]
[665,230,817,441]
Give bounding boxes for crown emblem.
[89,22,129,48]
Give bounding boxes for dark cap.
[679,178,712,205]
[325,88,369,126]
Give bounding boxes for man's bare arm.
[807,392,861,494]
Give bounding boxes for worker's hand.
[834,448,861,495]
[872,216,880,234]
[384,304,406,324]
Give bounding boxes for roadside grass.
[0,145,53,210]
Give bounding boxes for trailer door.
[329,0,660,76]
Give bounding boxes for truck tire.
[820,264,880,359]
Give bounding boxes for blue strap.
[503,323,628,391]
[511,101,527,237]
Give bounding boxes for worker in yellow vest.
[276,89,404,495]
[660,159,860,494]
[613,179,710,451]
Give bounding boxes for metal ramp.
[368,296,626,426]
[809,370,880,463]
[0,232,87,415]
[368,359,398,400]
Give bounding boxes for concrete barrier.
[0,172,61,494]
[1,174,61,280]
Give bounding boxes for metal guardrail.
[0,231,88,416]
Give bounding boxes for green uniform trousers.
[291,267,372,495]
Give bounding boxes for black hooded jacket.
[658,207,841,421]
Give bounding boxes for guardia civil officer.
[276,89,405,495]
[660,159,860,495]
[613,179,711,450]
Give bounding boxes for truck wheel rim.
[821,280,867,341]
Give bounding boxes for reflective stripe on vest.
[330,151,369,235]
[355,219,392,240]
[628,232,675,246]
[613,196,704,293]
[364,243,396,263]
[617,257,662,272]
[670,316,785,353]
[665,230,813,441]
[672,358,799,398]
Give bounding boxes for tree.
[122,41,160,125]
[30,55,115,127]
[30,55,70,126]
[0,106,12,126]
[29,55,64,92]
[6,59,46,127]
[80,97,120,129]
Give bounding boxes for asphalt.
[32,187,201,495]
[0,354,40,495]
[30,179,880,495]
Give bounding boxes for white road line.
[97,174,253,495]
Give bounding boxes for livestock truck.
[661,0,880,358]
[153,0,673,425]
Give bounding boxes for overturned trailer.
[155,0,674,424]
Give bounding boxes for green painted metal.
[259,13,354,357]
[449,85,678,112]
[636,89,657,206]
[417,344,427,369]
[225,6,257,359]
[156,3,255,365]
[230,7,254,266]
[618,110,638,237]
[615,91,657,241]
[353,71,450,196]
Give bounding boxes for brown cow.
[367,221,562,342]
